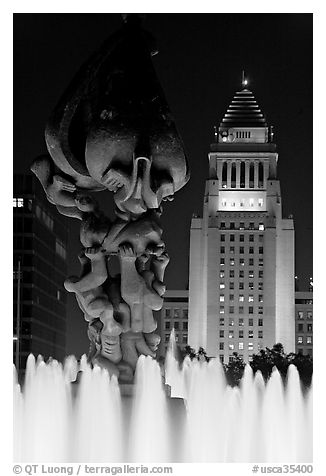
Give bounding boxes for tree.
[225,352,245,387]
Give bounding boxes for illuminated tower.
[188,77,295,363]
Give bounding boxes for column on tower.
[254,161,259,188]
[245,160,250,188]
[217,160,223,183]
[227,161,232,188]
[264,161,269,187]
[236,162,241,188]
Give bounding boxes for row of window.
[220,330,263,339]
[220,317,263,327]
[221,234,264,242]
[220,342,258,351]
[220,305,264,314]
[220,258,264,269]
[297,323,313,332]
[221,198,264,208]
[220,269,264,278]
[220,222,265,231]
[220,294,263,303]
[297,311,313,320]
[35,204,54,231]
[220,162,265,189]
[164,334,188,343]
[297,336,313,344]
[164,309,188,318]
[220,246,264,254]
[220,282,263,291]
[165,321,188,331]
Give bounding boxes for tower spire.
[242,70,248,88]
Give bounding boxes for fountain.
[15,15,312,464]
[13,335,312,462]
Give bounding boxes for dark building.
[295,291,313,356]
[13,174,68,372]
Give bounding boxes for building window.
[165,321,171,330]
[297,336,303,344]
[259,223,265,231]
[307,323,312,332]
[249,307,254,314]
[220,306,225,314]
[307,336,312,344]
[239,270,244,278]
[183,309,188,318]
[56,239,67,260]
[249,234,254,242]
[239,342,244,350]
[259,258,264,267]
[298,323,303,332]
[239,222,245,230]
[221,234,225,242]
[249,247,254,254]
[239,295,244,302]
[249,258,254,266]
[230,222,235,229]
[230,246,235,254]
[165,309,171,317]
[249,318,253,326]
[259,271,264,279]
[249,222,255,230]
[239,306,244,314]
[229,306,234,313]
[239,282,244,290]
[230,257,235,266]
[240,258,245,266]
[220,295,225,302]
[259,247,264,254]
[258,307,263,315]
[258,330,263,339]
[220,270,225,278]
[220,283,225,289]
[220,222,226,229]
[219,330,224,338]
[229,294,234,301]
[230,282,234,290]
[249,330,254,338]
[258,295,263,303]
[182,334,187,344]
[258,198,264,207]
[221,200,227,207]
[307,311,313,320]
[248,342,254,350]
[230,234,235,242]
[240,246,244,254]
[220,246,225,254]
[13,198,24,207]
[229,318,234,327]
[258,282,264,290]
[249,198,254,207]
[249,270,254,278]
[229,343,234,350]
[174,322,179,330]
[183,322,188,331]
[239,330,244,339]
[240,234,244,242]
[165,334,170,342]
[230,270,234,278]
[258,318,263,326]
[249,282,254,290]
[219,342,224,351]
[248,295,254,303]
[239,318,244,327]
[219,317,225,326]
[220,258,225,265]
[219,355,224,363]
[174,309,181,318]
[259,234,264,242]
[297,311,304,320]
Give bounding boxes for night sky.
[14,13,312,356]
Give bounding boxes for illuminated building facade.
[188,81,295,363]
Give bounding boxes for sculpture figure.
[31,14,189,382]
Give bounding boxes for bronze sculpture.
[31,14,189,382]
